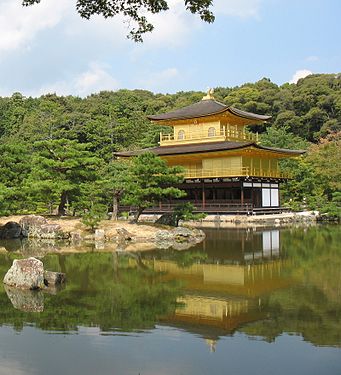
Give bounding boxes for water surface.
[0,225,340,375]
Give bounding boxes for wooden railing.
[184,167,290,179]
[119,202,291,215]
[146,202,254,212]
[160,129,258,146]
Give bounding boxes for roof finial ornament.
[202,87,215,100]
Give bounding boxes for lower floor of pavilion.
[121,177,290,215]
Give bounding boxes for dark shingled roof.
[147,99,271,122]
[114,141,305,157]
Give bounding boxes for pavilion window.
[178,130,185,140]
[208,127,216,137]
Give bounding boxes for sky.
[0,0,340,97]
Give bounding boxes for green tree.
[122,152,185,222]
[306,132,341,194]
[0,142,32,215]
[99,160,131,220]
[81,206,107,232]
[173,202,206,226]
[22,0,214,42]
[26,139,100,215]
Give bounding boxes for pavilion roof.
[114,141,305,158]
[147,99,271,122]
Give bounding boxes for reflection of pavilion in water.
[200,227,281,264]
[140,228,292,349]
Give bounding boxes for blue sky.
[0,0,340,97]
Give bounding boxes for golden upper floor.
[147,93,270,147]
[160,124,259,146]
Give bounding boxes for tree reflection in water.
[0,225,340,348]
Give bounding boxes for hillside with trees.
[0,73,340,218]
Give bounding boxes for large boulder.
[19,216,69,239]
[19,215,47,237]
[0,221,23,239]
[3,257,45,290]
[154,227,205,249]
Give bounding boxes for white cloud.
[0,0,70,56]
[213,0,261,19]
[139,68,180,91]
[63,10,128,48]
[141,0,201,47]
[34,62,120,97]
[289,69,313,84]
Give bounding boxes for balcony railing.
[160,129,259,146]
[184,167,290,179]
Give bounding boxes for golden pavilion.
[116,90,304,213]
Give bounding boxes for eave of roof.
[114,141,305,158]
[147,99,271,122]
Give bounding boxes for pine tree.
[122,152,185,222]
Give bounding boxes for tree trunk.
[58,191,68,216]
[112,195,119,221]
[131,207,144,223]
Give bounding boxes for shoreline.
[140,210,320,229]
[0,215,205,254]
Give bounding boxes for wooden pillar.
[194,189,198,203]
[202,182,206,208]
[241,182,244,206]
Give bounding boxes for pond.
[0,224,340,375]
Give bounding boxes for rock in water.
[3,257,45,290]
[0,221,23,239]
[44,271,66,286]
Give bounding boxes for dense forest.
[0,73,340,218]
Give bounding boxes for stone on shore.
[155,227,205,249]
[19,215,47,237]
[0,221,22,239]
[19,215,69,239]
[116,227,133,241]
[3,257,45,290]
[95,229,105,241]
